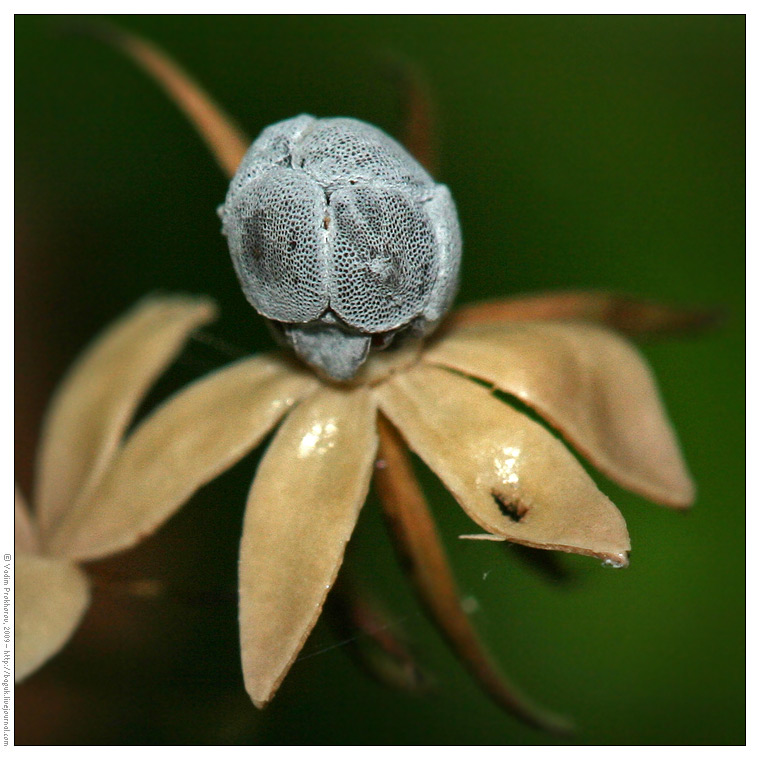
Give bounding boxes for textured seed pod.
[220,115,462,381]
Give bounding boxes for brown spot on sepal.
[492,491,528,523]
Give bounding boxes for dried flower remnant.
[15,296,215,680]
[53,23,704,731]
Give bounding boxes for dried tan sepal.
[15,553,90,682]
[48,355,317,561]
[445,290,720,337]
[36,295,217,538]
[15,484,39,554]
[375,416,572,733]
[375,364,630,564]
[425,322,694,508]
[239,385,378,708]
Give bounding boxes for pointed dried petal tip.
[35,295,217,538]
[48,354,317,561]
[376,365,631,564]
[239,386,377,708]
[16,553,90,682]
[458,535,629,568]
[425,322,695,509]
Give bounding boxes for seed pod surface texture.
[221,115,462,381]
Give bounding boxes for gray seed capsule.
[220,115,462,381]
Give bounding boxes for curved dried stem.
[81,20,249,178]
[446,290,722,338]
[375,414,573,734]
[381,52,438,176]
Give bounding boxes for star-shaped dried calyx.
[51,292,693,732]
[15,285,699,727]
[45,23,704,732]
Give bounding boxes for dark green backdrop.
[15,15,744,745]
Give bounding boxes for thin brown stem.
[445,290,723,338]
[382,53,438,176]
[375,414,573,734]
[82,21,249,178]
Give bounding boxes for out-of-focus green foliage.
[15,15,744,745]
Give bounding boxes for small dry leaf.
[239,385,377,707]
[376,364,630,563]
[425,322,694,507]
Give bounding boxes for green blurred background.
[15,15,744,745]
